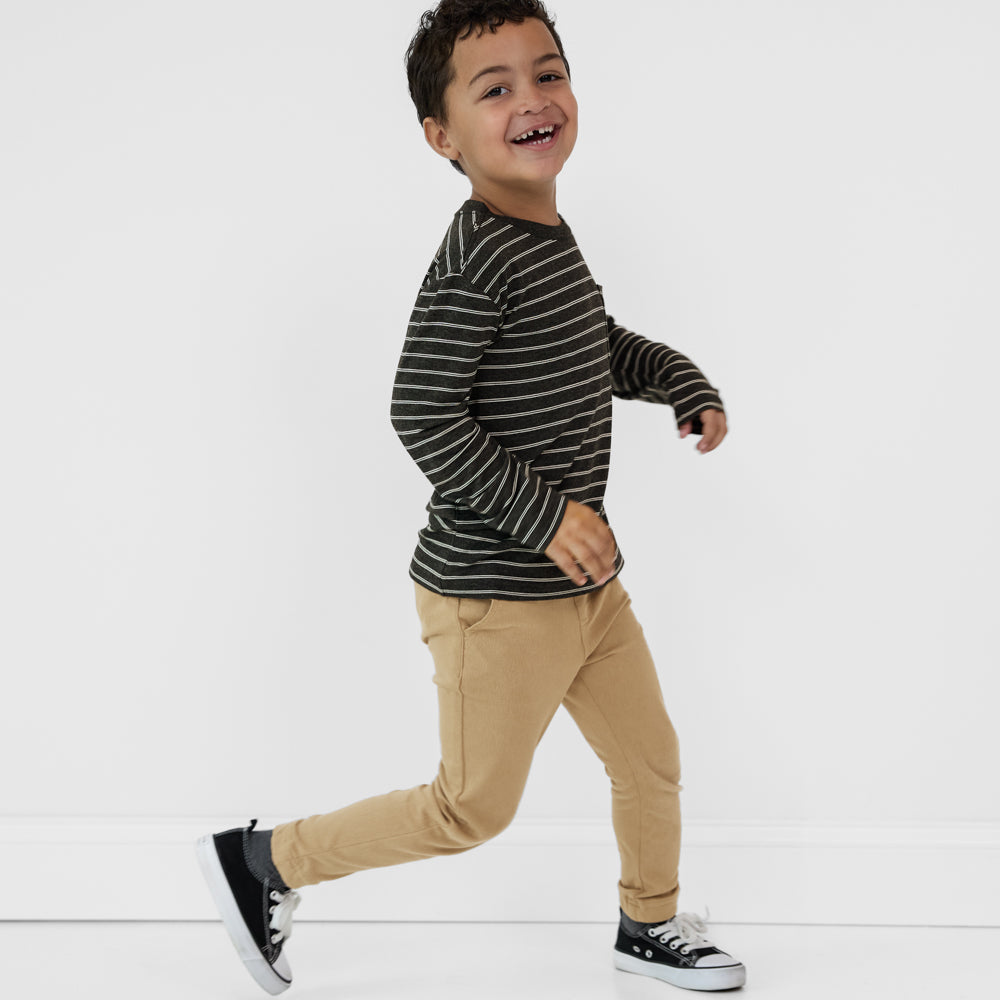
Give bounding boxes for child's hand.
[544,499,618,587]
[679,408,727,453]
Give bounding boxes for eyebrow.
[467,52,564,89]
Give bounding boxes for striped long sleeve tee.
[390,200,724,600]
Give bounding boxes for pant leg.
[561,578,683,923]
[271,584,586,889]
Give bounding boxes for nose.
[518,82,550,117]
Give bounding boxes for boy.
[196,0,745,994]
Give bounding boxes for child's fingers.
[551,543,589,586]
[544,534,589,586]
[544,502,617,585]
[698,428,721,452]
[572,534,616,585]
[695,410,728,453]
[556,538,610,586]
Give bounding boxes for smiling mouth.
[511,124,561,147]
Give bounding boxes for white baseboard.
[3,817,998,926]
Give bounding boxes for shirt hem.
[408,563,625,602]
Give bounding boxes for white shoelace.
[646,912,714,955]
[268,889,302,945]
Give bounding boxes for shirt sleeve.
[390,272,567,552]
[607,315,725,430]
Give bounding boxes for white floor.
[5,921,997,999]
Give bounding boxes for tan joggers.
[271,576,683,923]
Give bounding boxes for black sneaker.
[614,910,746,991]
[196,819,301,995]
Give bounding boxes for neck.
[469,181,560,227]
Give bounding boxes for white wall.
[2,1,998,923]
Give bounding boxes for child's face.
[427,17,577,195]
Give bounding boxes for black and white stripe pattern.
[391,200,723,600]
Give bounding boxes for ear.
[423,117,461,164]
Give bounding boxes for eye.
[539,72,562,83]
[484,85,510,99]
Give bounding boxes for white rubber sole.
[195,834,292,996]
[614,950,747,991]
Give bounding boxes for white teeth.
[515,125,556,142]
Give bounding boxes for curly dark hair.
[405,0,570,174]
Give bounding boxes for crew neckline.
[463,200,572,241]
